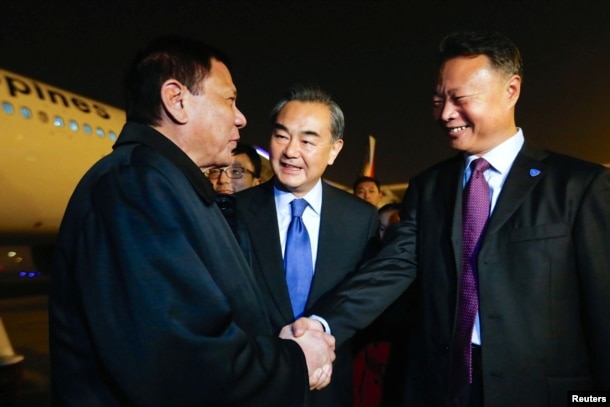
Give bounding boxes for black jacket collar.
[113,122,217,205]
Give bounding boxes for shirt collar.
[274,179,323,216]
[464,128,524,175]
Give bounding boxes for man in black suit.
[298,31,610,406]
[49,36,335,406]
[236,85,380,406]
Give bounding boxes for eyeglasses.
[204,166,255,180]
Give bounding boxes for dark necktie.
[284,199,313,318]
[451,158,490,398]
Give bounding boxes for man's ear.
[506,74,521,108]
[327,138,344,166]
[160,79,188,124]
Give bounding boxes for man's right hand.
[291,316,325,337]
[279,323,335,390]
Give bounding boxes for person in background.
[204,141,262,194]
[49,35,335,406]
[353,176,384,208]
[297,30,610,406]
[352,202,409,407]
[236,85,380,407]
[377,203,401,240]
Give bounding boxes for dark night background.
[0,3,609,405]
[1,0,609,187]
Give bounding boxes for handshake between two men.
[279,317,335,390]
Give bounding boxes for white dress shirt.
[274,179,323,273]
[274,180,330,332]
[464,128,524,345]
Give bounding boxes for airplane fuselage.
[0,68,124,242]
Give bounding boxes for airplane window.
[21,107,32,119]
[109,131,117,141]
[83,124,92,135]
[2,101,15,114]
[69,120,78,131]
[38,111,49,123]
[96,127,105,138]
[19,271,42,278]
[54,116,65,127]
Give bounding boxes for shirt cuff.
[308,315,331,334]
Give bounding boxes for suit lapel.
[485,143,548,236]
[446,156,466,274]
[244,181,295,322]
[308,184,338,305]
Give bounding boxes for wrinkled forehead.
[198,59,236,94]
[275,101,333,136]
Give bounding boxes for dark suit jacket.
[50,123,311,407]
[309,142,610,406]
[236,179,380,407]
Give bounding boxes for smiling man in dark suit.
[297,31,610,406]
[236,85,380,406]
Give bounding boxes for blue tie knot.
[291,199,308,218]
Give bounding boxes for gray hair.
[270,85,345,142]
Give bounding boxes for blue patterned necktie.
[284,199,313,318]
[451,158,491,398]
